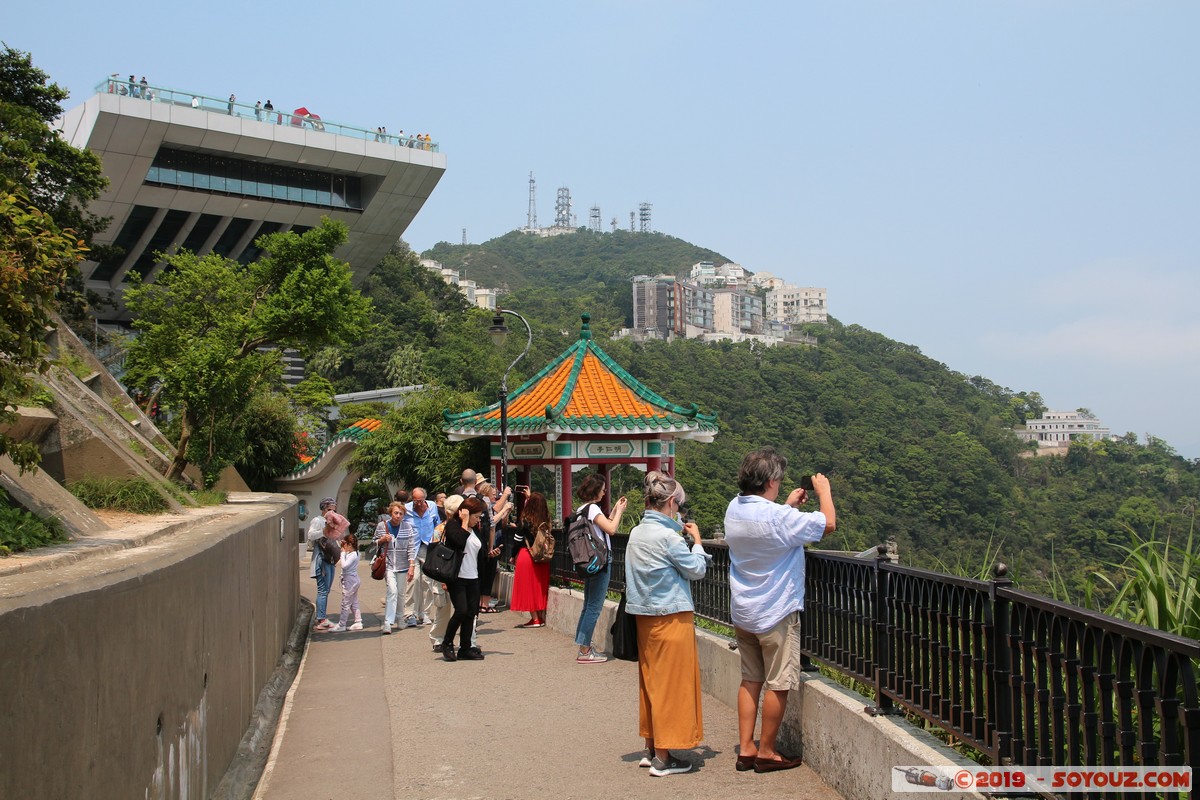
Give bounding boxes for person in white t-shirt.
[439,495,487,661]
[572,473,627,664]
[723,447,836,773]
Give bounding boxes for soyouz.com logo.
[893,765,1192,793]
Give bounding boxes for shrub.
[0,490,67,555]
[68,476,169,514]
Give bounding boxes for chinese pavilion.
[443,314,718,518]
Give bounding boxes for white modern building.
[59,79,447,321]
[1016,411,1115,447]
[767,285,828,325]
[419,258,498,309]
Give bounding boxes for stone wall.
[0,496,298,800]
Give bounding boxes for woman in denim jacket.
[625,471,711,778]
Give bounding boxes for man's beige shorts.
[735,611,801,691]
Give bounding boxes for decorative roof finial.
[580,313,592,340]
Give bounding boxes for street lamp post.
[487,309,532,491]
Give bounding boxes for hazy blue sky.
[8,2,1198,456]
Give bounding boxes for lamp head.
[488,312,510,348]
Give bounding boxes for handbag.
[609,590,639,662]
[422,540,461,584]
[529,522,555,563]
[370,537,387,581]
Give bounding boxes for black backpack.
[566,504,609,575]
[317,536,340,565]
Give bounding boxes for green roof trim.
[442,314,718,436]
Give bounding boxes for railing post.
[867,544,896,716]
[988,562,1014,764]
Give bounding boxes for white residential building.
[767,284,828,325]
[1016,411,1114,447]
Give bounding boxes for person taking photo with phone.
[723,447,836,774]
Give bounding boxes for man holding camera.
[723,447,836,774]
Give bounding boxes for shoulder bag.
[422,524,461,584]
[609,590,639,662]
[370,536,388,581]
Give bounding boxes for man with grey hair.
[406,487,440,625]
[723,447,836,773]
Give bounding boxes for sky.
[8,1,1199,457]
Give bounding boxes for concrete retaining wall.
[0,495,299,800]
[499,572,982,800]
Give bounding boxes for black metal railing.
[547,530,1200,788]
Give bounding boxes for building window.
[145,147,364,211]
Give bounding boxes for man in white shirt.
[723,447,836,774]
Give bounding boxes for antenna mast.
[555,187,572,228]
[527,172,538,230]
[639,202,652,233]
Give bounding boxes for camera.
[800,475,815,491]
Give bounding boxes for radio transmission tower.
[461,228,467,245]
[526,172,538,230]
[638,202,652,233]
[610,217,618,232]
[629,211,635,232]
[555,187,572,228]
[589,205,601,232]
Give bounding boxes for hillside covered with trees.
[322,232,1200,599]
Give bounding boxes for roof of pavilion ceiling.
[443,315,718,442]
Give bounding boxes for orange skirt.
[635,611,703,749]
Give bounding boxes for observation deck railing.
[546,532,1199,792]
[94,77,439,151]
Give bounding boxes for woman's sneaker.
[576,648,608,664]
[348,621,364,631]
[649,756,692,777]
[330,623,346,632]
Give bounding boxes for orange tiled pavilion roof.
[443,315,717,442]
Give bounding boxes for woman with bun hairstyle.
[624,470,711,777]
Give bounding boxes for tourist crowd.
[304,448,835,779]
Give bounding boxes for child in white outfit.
[332,533,364,632]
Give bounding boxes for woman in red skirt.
[511,489,552,628]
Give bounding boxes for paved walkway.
[255,551,843,800]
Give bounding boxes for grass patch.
[109,395,139,423]
[57,352,92,381]
[190,489,227,506]
[0,490,68,556]
[69,476,169,514]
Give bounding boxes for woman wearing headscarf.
[624,471,711,777]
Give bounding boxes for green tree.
[232,392,300,491]
[123,219,371,481]
[0,45,108,320]
[350,385,482,490]
[0,188,85,471]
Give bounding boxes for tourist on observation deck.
[309,497,341,632]
[511,489,552,628]
[723,447,836,773]
[625,470,710,777]
[573,473,627,664]
[373,499,418,634]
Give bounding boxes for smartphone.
[800,475,815,491]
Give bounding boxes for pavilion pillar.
[561,462,574,527]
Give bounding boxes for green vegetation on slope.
[337,233,1199,600]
